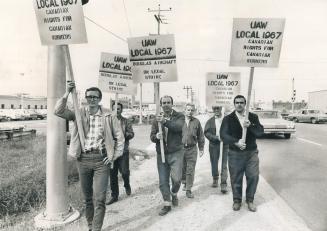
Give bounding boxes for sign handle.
[62,45,85,151]
[220,106,225,159]
[114,93,119,114]
[154,82,165,163]
[241,67,255,142]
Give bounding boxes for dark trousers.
[157,149,184,203]
[228,149,259,203]
[77,153,109,231]
[110,151,130,198]
[181,146,198,190]
[209,143,229,186]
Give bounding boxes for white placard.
[206,72,241,111]
[127,34,177,83]
[230,18,285,67]
[98,53,137,95]
[33,0,87,45]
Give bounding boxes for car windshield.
[255,111,281,119]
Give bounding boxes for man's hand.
[103,157,111,166]
[199,150,204,157]
[156,132,163,139]
[243,119,251,128]
[156,114,166,123]
[235,140,246,150]
[66,81,75,94]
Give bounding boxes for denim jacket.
[54,97,124,161]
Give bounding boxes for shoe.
[186,190,194,199]
[106,197,118,205]
[233,202,241,211]
[125,185,131,196]
[159,206,171,216]
[247,202,257,212]
[172,195,178,206]
[221,184,228,194]
[212,179,218,188]
[182,184,186,191]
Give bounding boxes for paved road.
[258,122,327,231]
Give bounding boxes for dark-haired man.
[220,95,263,212]
[107,102,134,205]
[150,95,185,216]
[54,81,124,231]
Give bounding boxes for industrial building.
[308,90,327,112]
[0,95,47,110]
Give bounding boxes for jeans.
[209,143,229,186]
[156,149,184,203]
[77,153,109,231]
[181,146,198,191]
[228,149,259,203]
[110,151,130,198]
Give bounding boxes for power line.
[122,0,132,36]
[84,16,127,43]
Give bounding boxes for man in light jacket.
[54,81,124,231]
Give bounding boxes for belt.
[183,144,196,149]
[83,148,101,154]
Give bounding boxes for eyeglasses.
[161,102,172,105]
[235,102,245,105]
[86,96,100,100]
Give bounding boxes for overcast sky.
[1,0,327,107]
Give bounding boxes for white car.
[288,109,327,124]
[253,110,296,139]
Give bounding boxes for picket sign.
[62,45,85,151]
[229,18,285,141]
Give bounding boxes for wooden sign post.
[230,18,285,141]
[128,34,178,163]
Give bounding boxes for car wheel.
[293,118,299,123]
[284,134,291,139]
[311,118,317,124]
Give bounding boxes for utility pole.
[148,4,172,113]
[148,4,172,163]
[148,4,171,35]
[291,77,296,113]
[191,89,195,104]
[183,86,192,102]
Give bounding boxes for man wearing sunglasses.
[220,95,263,212]
[54,81,124,231]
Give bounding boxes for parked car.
[253,110,296,139]
[288,109,327,124]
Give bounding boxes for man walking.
[204,105,229,193]
[107,102,134,205]
[181,103,205,198]
[150,95,185,216]
[54,81,124,231]
[220,95,263,212]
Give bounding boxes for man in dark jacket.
[107,102,134,205]
[150,95,185,216]
[204,105,229,193]
[220,95,264,212]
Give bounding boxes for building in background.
[308,90,327,113]
[272,100,307,113]
[0,95,47,110]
